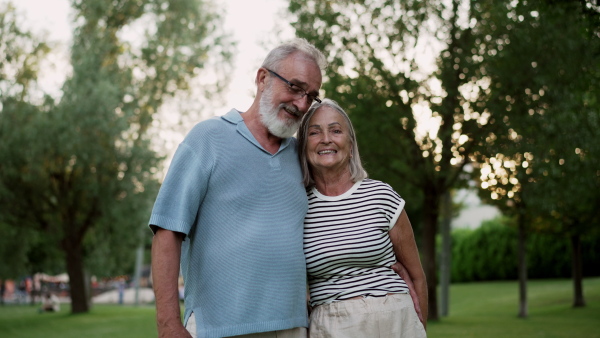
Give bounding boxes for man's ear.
[256,67,270,92]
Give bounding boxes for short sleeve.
[381,184,405,231]
[148,126,214,236]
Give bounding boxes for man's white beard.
[258,85,301,138]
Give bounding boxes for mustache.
[280,103,299,116]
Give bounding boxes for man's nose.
[294,97,311,115]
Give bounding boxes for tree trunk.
[570,233,585,307]
[517,215,528,318]
[423,188,440,321]
[440,190,452,317]
[64,237,91,314]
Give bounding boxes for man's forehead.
[279,54,322,77]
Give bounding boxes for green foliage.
[473,0,600,230]
[0,5,59,276]
[451,218,518,282]
[0,220,63,279]
[451,217,600,282]
[287,0,599,316]
[0,2,50,99]
[527,232,570,279]
[286,0,550,318]
[460,0,600,309]
[0,0,233,312]
[289,1,437,187]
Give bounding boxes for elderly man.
[150,39,327,338]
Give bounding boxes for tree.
[289,0,599,319]
[473,0,600,313]
[0,0,233,313]
[0,2,57,280]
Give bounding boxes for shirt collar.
[221,109,293,154]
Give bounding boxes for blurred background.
[0,0,598,337]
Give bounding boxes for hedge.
[449,217,600,282]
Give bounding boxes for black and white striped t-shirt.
[304,179,410,307]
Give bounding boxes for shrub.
[449,216,600,282]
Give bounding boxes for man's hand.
[391,261,424,324]
[157,321,193,338]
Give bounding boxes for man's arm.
[151,228,191,338]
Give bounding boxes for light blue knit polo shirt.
[149,109,309,338]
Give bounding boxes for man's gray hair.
[297,98,368,188]
[261,38,327,73]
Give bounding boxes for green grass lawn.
[0,303,158,338]
[428,277,600,337]
[0,278,598,337]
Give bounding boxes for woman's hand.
[389,210,428,329]
[391,261,423,323]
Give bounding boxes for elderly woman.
[297,99,428,338]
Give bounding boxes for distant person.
[297,99,428,337]
[149,38,326,338]
[0,279,5,305]
[39,293,60,313]
[118,278,125,305]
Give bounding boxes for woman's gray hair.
[260,38,327,74]
[297,98,368,188]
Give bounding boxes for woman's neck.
[312,168,354,197]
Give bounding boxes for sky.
[10,0,293,115]
[8,0,499,228]
[9,0,294,164]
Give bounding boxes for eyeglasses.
[266,69,321,104]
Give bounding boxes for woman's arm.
[391,261,423,322]
[389,210,428,329]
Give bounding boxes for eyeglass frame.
[265,68,322,104]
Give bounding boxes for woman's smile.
[307,107,352,171]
